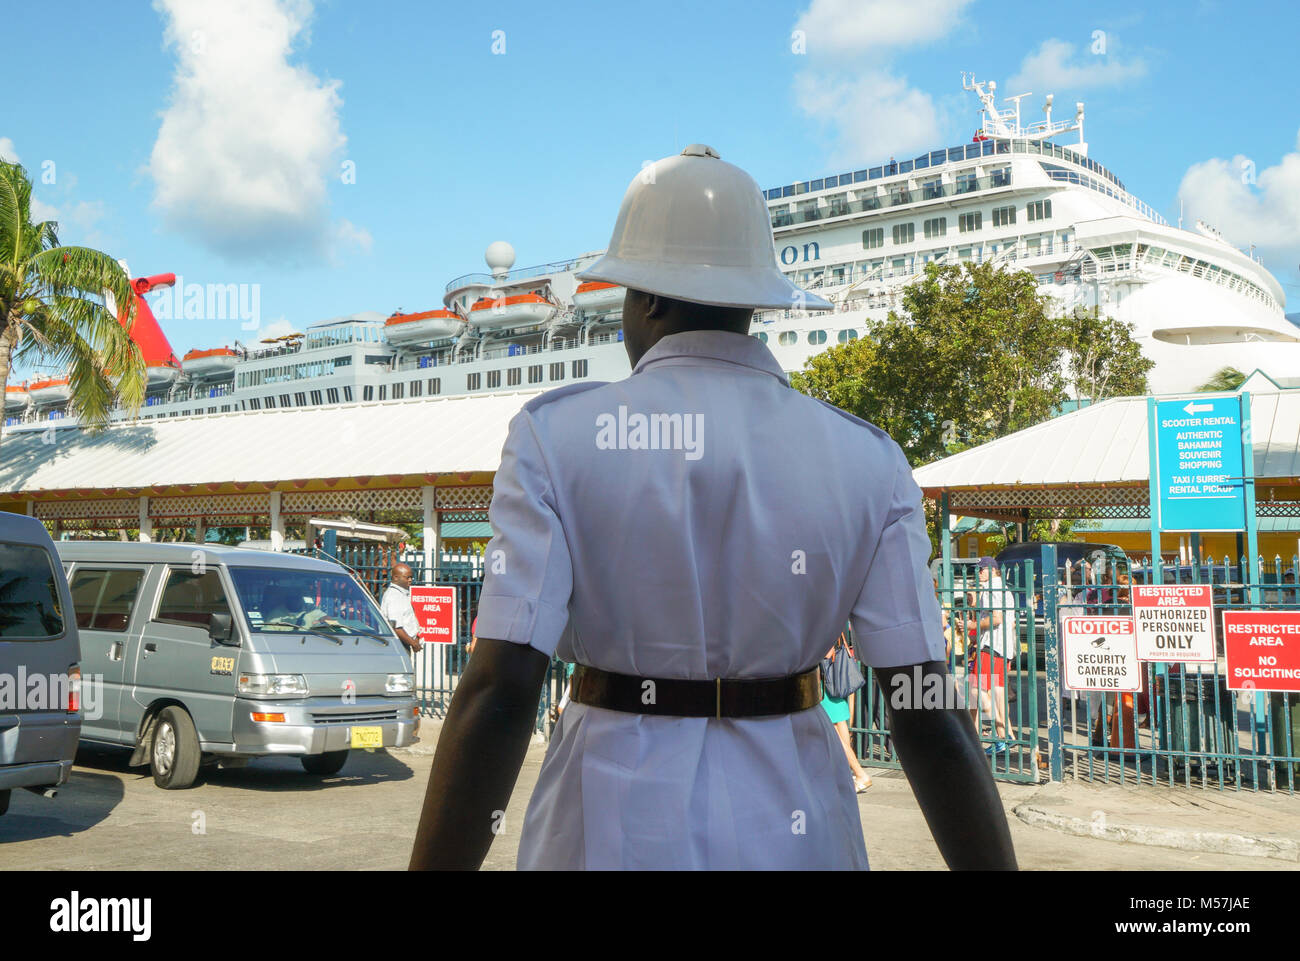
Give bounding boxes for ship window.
[294,392,307,406]
[487,370,501,389]
[392,383,404,400]
[326,388,339,404]
[1027,199,1052,222]
[507,368,521,387]
[892,223,914,244]
[807,330,827,345]
[862,228,884,250]
[264,397,276,409]
[837,329,858,343]
[753,331,768,343]
[410,380,422,397]
[923,217,947,239]
[378,385,387,401]
[467,373,481,391]
[992,205,1016,227]
[249,398,261,411]
[221,405,230,412]
[778,331,797,346]
[280,394,291,407]
[549,362,565,381]
[428,378,440,395]
[959,212,982,233]
[344,386,353,402]
[528,365,543,384]
[572,359,588,378]
[362,386,373,402]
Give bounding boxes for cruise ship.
[4,75,1294,430]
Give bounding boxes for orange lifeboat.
[468,293,556,330]
[4,383,30,412]
[28,377,71,405]
[573,281,624,312]
[384,309,463,345]
[182,347,240,377]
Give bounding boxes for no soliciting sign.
[1062,616,1141,692]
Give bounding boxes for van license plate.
[350,726,383,748]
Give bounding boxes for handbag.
[821,632,865,699]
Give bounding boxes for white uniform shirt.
[976,578,1018,660]
[475,329,945,870]
[380,583,420,639]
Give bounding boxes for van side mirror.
[208,612,237,645]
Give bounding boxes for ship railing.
[771,173,1013,228]
[444,253,603,295]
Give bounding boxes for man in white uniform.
[380,563,423,656]
[410,145,1016,870]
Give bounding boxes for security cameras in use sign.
[410,585,457,644]
[1062,616,1141,692]
[1131,584,1215,662]
[1221,610,1300,692]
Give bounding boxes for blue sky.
[4,0,1299,373]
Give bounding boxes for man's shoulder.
[519,382,611,416]
[807,397,895,444]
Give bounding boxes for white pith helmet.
[577,144,833,312]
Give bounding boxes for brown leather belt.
[568,664,822,718]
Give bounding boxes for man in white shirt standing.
[381,563,422,657]
[409,145,1016,871]
[968,557,1018,755]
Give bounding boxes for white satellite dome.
[485,241,516,279]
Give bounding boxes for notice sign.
[409,586,457,645]
[1062,616,1141,691]
[1132,585,1215,662]
[1222,610,1300,692]
[1154,396,1245,532]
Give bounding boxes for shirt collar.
[630,329,790,387]
[388,582,410,596]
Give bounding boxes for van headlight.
[385,674,413,694]
[238,673,309,697]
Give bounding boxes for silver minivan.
[0,512,82,816]
[56,542,417,789]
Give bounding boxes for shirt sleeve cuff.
[856,619,947,669]
[474,593,569,658]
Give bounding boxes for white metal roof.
[912,384,1300,492]
[0,389,545,494]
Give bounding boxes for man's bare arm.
[409,638,549,870]
[875,660,1018,870]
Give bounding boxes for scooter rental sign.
[1062,616,1141,692]
[1131,584,1215,662]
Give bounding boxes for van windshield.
[228,567,392,637]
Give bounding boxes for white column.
[269,491,284,552]
[23,500,33,516]
[422,485,437,583]
[138,496,152,543]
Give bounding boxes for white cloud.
[1177,131,1300,273]
[331,218,373,257]
[147,0,360,263]
[793,0,975,57]
[0,137,18,162]
[1006,38,1147,98]
[791,0,971,164]
[249,316,299,341]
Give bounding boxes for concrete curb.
[1013,803,1300,862]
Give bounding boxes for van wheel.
[0,789,9,816]
[151,707,202,789]
[301,750,349,776]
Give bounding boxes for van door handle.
[143,642,157,658]
[109,642,124,661]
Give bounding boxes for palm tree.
[1196,366,1246,392]
[1,160,145,455]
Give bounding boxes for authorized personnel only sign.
[1221,610,1300,692]
[1062,616,1141,691]
[409,585,457,644]
[1131,585,1215,662]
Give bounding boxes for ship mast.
[961,72,1088,156]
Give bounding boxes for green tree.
[1195,366,1246,392]
[791,262,1152,466]
[0,160,145,453]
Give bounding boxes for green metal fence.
[291,544,568,734]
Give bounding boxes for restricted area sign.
[1131,584,1215,662]
[1154,396,1245,532]
[409,585,457,645]
[1222,610,1300,692]
[1062,616,1141,692]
